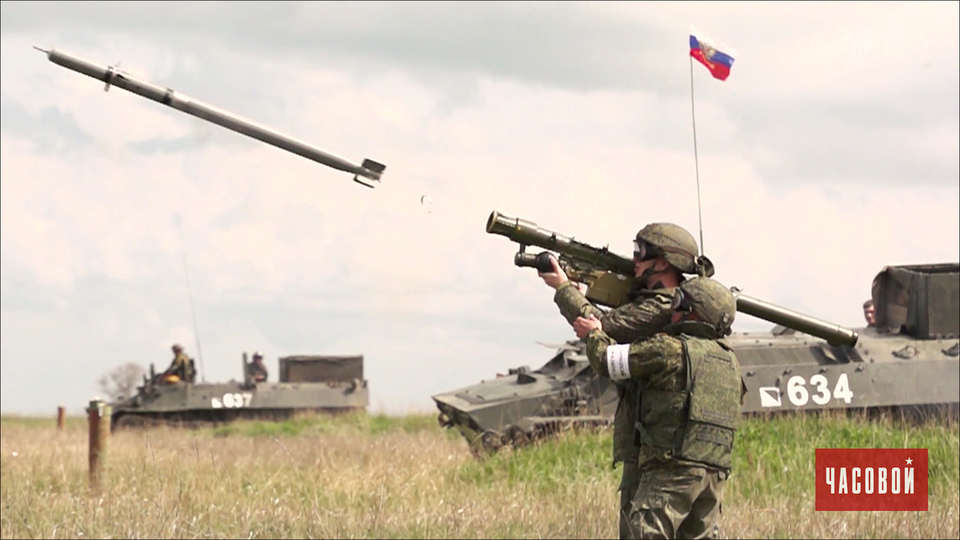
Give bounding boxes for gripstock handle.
[514,251,556,274]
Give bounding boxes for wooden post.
[87,399,111,491]
[57,406,65,430]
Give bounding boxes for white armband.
[606,344,631,381]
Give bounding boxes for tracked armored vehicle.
[110,352,369,430]
[434,339,615,455]
[736,263,958,415]
[434,263,960,454]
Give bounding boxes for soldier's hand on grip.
[538,254,569,290]
[573,314,602,339]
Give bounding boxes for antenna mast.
[175,213,206,382]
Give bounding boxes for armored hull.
[433,341,616,455]
[732,328,958,415]
[111,354,369,430]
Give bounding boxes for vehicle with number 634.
[109,352,369,430]
[734,262,959,415]
[434,256,960,454]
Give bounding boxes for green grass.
[2,410,957,539]
[455,427,614,491]
[731,411,959,505]
[207,411,459,439]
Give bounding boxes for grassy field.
[1,410,957,539]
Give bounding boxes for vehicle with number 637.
[109,352,369,430]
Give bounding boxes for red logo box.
[815,449,928,511]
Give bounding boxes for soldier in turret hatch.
[863,299,876,328]
[162,343,195,384]
[248,351,268,383]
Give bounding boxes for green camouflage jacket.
[553,281,675,464]
[584,323,742,470]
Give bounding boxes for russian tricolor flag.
[689,26,736,81]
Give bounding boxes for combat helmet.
[634,223,714,277]
[675,276,736,336]
[172,343,184,353]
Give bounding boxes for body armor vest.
[635,328,743,471]
[172,353,196,383]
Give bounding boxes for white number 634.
[786,374,854,407]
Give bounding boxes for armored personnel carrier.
[735,262,958,415]
[434,339,615,455]
[434,263,960,454]
[110,352,369,430]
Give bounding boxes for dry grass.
[1,411,957,539]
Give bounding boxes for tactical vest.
[635,329,743,471]
[173,353,195,382]
[609,288,677,464]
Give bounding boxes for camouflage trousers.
[619,459,641,540]
[623,460,727,539]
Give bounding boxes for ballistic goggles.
[670,288,697,314]
[633,238,662,262]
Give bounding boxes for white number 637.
[211,392,253,408]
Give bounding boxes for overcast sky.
[2,1,958,416]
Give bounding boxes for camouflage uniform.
[553,281,676,538]
[166,350,195,383]
[584,281,743,540]
[248,358,268,382]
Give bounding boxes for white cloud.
[1,2,958,415]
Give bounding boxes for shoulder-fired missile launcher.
[109,352,369,430]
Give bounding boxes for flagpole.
[688,55,705,256]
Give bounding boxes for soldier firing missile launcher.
[485,210,859,347]
[433,212,953,456]
[36,46,386,188]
